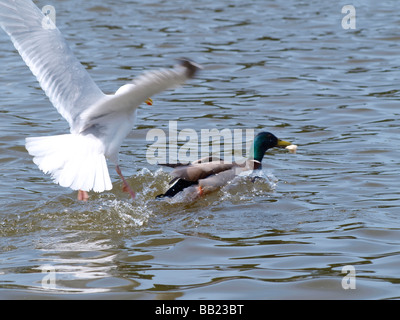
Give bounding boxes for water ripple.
[0,0,399,299]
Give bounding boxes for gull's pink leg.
[116,165,136,200]
[77,190,89,201]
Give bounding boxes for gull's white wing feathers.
[0,0,105,129]
[79,61,198,131]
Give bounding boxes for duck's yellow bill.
[277,139,292,147]
[145,98,153,105]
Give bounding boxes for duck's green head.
[250,132,291,162]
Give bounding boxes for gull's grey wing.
[79,59,201,132]
[0,0,106,129]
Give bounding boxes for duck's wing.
[0,0,106,129]
[191,156,223,164]
[159,156,222,169]
[170,161,236,182]
[198,160,260,191]
[198,168,238,190]
[161,157,226,186]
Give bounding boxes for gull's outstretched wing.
[80,60,200,129]
[0,0,105,129]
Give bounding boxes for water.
[0,0,399,299]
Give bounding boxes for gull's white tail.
[25,134,112,192]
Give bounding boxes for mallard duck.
[156,132,294,198]
[0,0,200,201]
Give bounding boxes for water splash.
[154,167,278,205]
[0,167,279,239]
[219,168,278,202]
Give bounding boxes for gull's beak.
[145,98,153,105]
[276,139,292,148]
